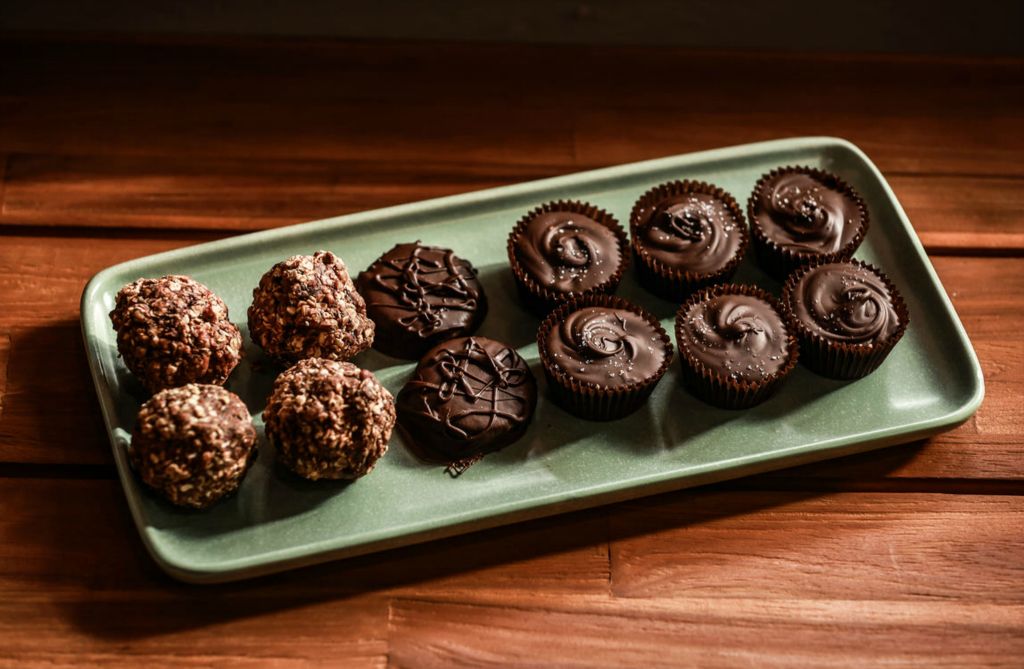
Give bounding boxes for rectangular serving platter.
[81,137,984,583]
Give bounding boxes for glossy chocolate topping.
[514,211,621,292]
[637,192,743,273]
[543,306,667,388]
[679,293,789,382]
[753,172,862,253]
[790,262,899,343]
[357,243,486,359]
[396,337,537,461]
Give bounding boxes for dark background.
[2,0,1023,56]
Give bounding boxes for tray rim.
[80,136,985,583]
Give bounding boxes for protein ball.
[130,384,257,509]
[263,358,395,480]
[110,275,243,394]
[248,251,374,363]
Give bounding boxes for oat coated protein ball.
[130,383,257,509]
[248,251,374,364]
[263,358,395,480]
[110,275,243,393]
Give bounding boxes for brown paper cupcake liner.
[507,200,629,316]
[674,284,799,410]
[629,180,749,302]
[781,258,909,380]
[537,294,673,420]
[746,166,869,281]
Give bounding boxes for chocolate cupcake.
[675,284,798,409]
[782,259,908,379]
[507,200,628,315]
[630,180,748,302]
[537,295,672,420]
[356,242,487,360]
[396,336,537,466]
[747,166,868,280]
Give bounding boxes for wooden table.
[1,36,1021,667]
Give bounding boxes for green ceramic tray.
[81,137,983,583]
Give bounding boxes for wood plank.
[0,476,606,667]
[0,233,1020,481]
[387,597,1024,669]
[0,231,220,327]
[891,175,1024,253]
[0,476,390,667]
[388,492,1023,668]
[3,477,1022,667]
[608,491,1024,601]
[3,158,1023,256]
[0,154,569,232]
[0,40,1021,175]
[573,110,1024,178]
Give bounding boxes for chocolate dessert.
[130,383,256,509]
[783,259,908,379]
[110,275,243,393]
[747,166,868,279]
[537,295,672,420]
[631,180,748,301]
[248,251,374,364]
[396,336,537,466]
[675,284,798,409]
[356,243,487,359]
[263,358,395,480]
[508,200,628,314]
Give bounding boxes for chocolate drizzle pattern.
[638,192,742,273]
[396,337,537,462]
[545,306,665,388]
[515,211,621,292]
[679,293,790,383]
[790,262,900,344]
[753,171,863,254]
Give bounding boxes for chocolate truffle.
[130,383,256,509]
[248,251,374,364]
[631,180,749,301]
[538,295,673,420]
[110,275,243,394]
[675,284,798,409]
[396,336,537,464]
[783,259,908,379]
[356,242,488,360]
[263,358,395,480]
[747,166,868,279]
[507,200,628,314]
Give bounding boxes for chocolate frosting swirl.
[754,172,862,253]
[396,337,537,461]
[356,243,487,359]
[637,192,743,273]
[679,293,790,382]
[791,262,899,343]
[515,211,621,292]
[544,306,666,387]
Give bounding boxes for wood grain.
[2,476,1022,668]
[1,39,1021,174]
[387,596,1024,669]
[0,154,568,232]
[390,491,1024,667]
